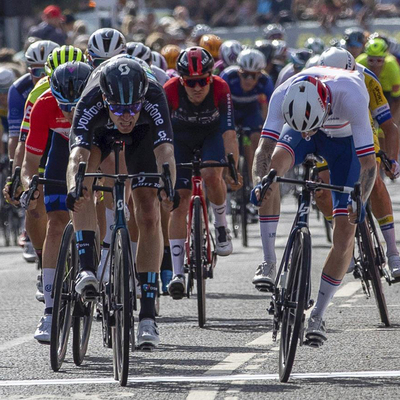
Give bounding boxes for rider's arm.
[66,146,91,192]
[7,83,24,160]
[380,118,399,161]
[21,151,41,190]
[154,143,176,187]
[252,137,277,185]
[358,153,377,203]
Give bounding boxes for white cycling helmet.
[25,40,59,65]
[263,23,285,41]
[126,42,152,64]
[191,24,212,39]
[219,40,242,66]
[151,51,167,71]
[237,49,266,72]
[0,67,16,92]
[318,47,355,70]
[87,28,126,65]
[282,76,331,132]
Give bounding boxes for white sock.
[43,268,56,310]
[259,215,279,263]
[131,241,137,265]
[210,201,227,227]
[378,216,399,257]
[103,207,114,245]
[311,273,341,319]
[169,238,185,276]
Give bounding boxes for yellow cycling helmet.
[160,44,181,70]
[45,45,86,76]
[365,38,388,57]
[199,34,222,59]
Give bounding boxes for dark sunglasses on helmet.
[182,76,211,88]
[92,58,107,68]
[29,67,46,78]
[239,70,259,80]
[105,99,144,116]
[57,102,76,112]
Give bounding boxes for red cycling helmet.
[176,46,214,77]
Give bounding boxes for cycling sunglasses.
[29,67,46,78]
[105,99,143,116]
[239,70,259,80]
[92,58,107,68]
[182,76,211,88]
[367,57,385,65]
[57,102,76,112]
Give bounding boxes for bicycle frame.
[185,162,212,266]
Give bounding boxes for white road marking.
[186,389,219,400]
[2,370,400,387]
[0,334,32,352]
[204,353,257,375]
[246,331,275,346]
[335,281,361,297]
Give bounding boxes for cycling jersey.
[262,65,374,158]
[356,53,400,100]
[70,59,174,189]
[151,64,169,86]
[220,65,273,133]
[7,73,34,138]
[275,63,297,88]
[0,108,7,135]
[20,76,50,142]
[25,89,70,156]
[164,75,234,189]
[213,59,226,76]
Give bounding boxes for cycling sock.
[103,207,114,245]
[377,215,399,256]
[311,272,341,319]
[43,268,55,311]
[259,215,279,263]
[75,230,96,274]
[131,241,137,265]
[138,272,158,321]
[210,200,227,227]
[169,238,185,276]
[161,246,172,271]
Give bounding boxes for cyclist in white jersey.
[251,66,376,344]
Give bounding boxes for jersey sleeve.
[260,85,286,141]
[7,85,25,138]
[387,59,400,98]
[214,77,235,133]
[143,83,174,148]
[25,98,51,156]
[163,77,180,112]
[341,83,375,157]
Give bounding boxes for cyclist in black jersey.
[66,55,176,349]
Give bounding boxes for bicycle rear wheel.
[50,222,75,372]
[193,196,206,328]
[111,228,132,386]
[279,227,311,382]
[358,219,390,327]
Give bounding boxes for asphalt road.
[1,180,400,399]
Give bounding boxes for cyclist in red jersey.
[164,47,240,299]
[20,62,92,343]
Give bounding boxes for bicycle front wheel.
[279,227,311,382]
[358,220,390,326]
[50,222,75,372]
[111,228,132,386]
[193,197,206,328]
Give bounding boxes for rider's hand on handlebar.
[347,193,366,225]
[2,180,22,206]
[158,188,180,212]
[384,159,400,180]
[19,188,40,211]
[225,172,243,191]
[250,183,263,206]
[66,186,90,212]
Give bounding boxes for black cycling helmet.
[254,40,275,64]
[126,42,152,64]
[176,46,214,77]
[343,27,365,47]
[290,49,313,68]
[50,61,92,103]
[100,57,149,104]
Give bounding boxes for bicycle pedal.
[80,286,98,301]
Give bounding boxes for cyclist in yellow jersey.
[317,47,400,278]
[356,38,400,127]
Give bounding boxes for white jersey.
[275,63,295,88]
[261,65,374,157]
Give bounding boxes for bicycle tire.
[194,197,206,328]
[111,228,132,386]
[239,156,248,247]
[279,227,311,382]
[50,222,75,372]
[358,219,390,327]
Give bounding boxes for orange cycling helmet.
[161,44,181,70]
[199,34,222,59]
